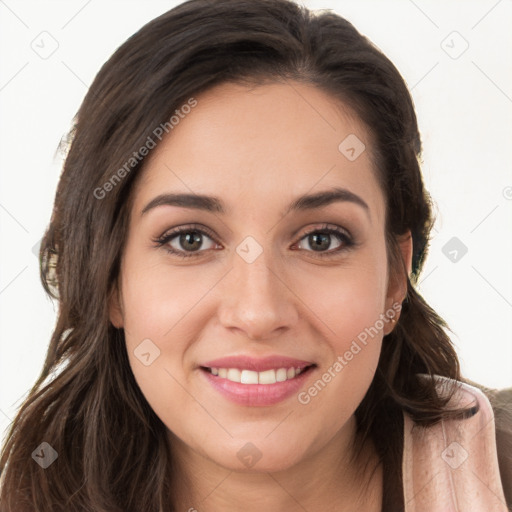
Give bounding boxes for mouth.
[199,356,317,406]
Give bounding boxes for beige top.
[402,375,512,511]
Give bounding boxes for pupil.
[181,232,202,251]
[310,233,329,251]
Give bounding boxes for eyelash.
[152,223,355,259]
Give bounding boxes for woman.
[1,0,510,510]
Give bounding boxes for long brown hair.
[0,1,467,510]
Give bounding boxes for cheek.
[296,252,389,348]
[119,270,218,448]
[292,248,388,408]
[118,248,210,407]
[121,253,208,343]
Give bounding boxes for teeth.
[276,368,287,382]
[226,368,241,382]
[209,366,305,384]
[241,370,259,384]
[258,369,276,384]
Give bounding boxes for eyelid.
[298,223,352,240]
[156,223,219,244]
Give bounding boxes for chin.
[205,438,307,473]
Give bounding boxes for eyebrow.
[141,186,370,219]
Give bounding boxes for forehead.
[133,81,385,220]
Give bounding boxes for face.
[110,81,407,474]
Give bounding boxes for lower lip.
[201,367,315,406]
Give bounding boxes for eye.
[153,224,220,258]
[153,223,355,260]
[294,224,354,257]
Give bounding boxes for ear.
[108,283,124,329]
[399,230,413,278]
[383,231,412,334]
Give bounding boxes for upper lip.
[201,355,315,372]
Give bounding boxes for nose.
[216,242,299,341]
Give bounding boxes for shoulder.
[401,375,512,511]
[462,379,512,511]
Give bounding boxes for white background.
[1,0,511,444]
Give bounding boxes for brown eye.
[301,232,341,252]
[154,225,220,258]
[174,231,206,252]
[294,225,354,257]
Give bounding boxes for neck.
[169,416,383,512]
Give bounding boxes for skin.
[110,81,412,511]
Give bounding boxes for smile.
[199,356,316,406]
